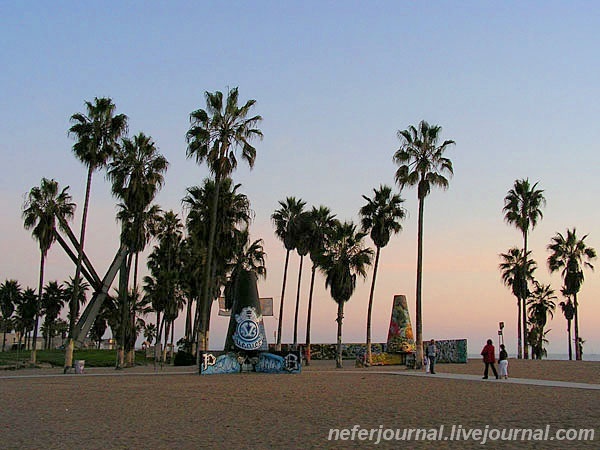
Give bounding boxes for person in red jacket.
[480,339,499,379]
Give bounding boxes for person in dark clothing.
[426,339,437,374]
[480,339,498,379]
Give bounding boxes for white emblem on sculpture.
[233,306,263,350]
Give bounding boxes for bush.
[173,351,195,366]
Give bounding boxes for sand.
[1,359,598,449]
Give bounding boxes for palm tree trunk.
[366,246,381,366]
[414,194,425,370]
[170,319,175,363]
[31,253,45,364]
[184,296,193,345]
[573,293,580,360]
[198,176,221,356]
[336,301,344,369]
[567,318,572,360]
[293,255,304,346]
[65,166,94,371]
[517,298,522,359]
[276,249,291,349]
[117,252,131,369]
[522,233,529,359]
[304,264,317,366]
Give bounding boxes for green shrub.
[173,351,195,366]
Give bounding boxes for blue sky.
[2,1,600,356]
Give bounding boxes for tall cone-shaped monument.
[224,270,268,352]
[199,269,301,375]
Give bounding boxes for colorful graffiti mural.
[199,351,302,375]
[423,339,468,363]
[387,294,416,353]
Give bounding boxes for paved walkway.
[2,366,600,391]
[373,370,600,390]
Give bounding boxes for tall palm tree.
[41,281,66,349]
[292,212,312,346]
[0,280,21,351]
[145,210,184,362]
[22,178,75,363]
[559,296,575,360]
[108,132,168,367]
[547,228,596,360]
[393,120,455,368]
[359,185,406,365]
[271,197,306,349]
[527,282,556,359]
[503,178,545,359]
[183,178,252,349]
[67,97,128,367]
[305,206,337,365]
[318,221,373,368]
[499,247,537,358]
[186,87,262,353]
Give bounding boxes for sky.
[1,1,600,357]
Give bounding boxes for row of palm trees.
[20,92,458,369]
[501,179,596,360]
[19,89,592,369]
[0,277,88,351]
[271,121,455,368]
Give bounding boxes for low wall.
[272,339,468,364]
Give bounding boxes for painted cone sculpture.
[224,270,268,353]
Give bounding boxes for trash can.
[75,360,85,374]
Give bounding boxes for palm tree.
[143,323,157,346]
[499,247,537,358]
[67,97,128,366]
[186,87,262,353]
[503,178,545,359]
[305,206,337,365]
[183,178,252,350]
[292,212,312,346]
[318,221,373,368]
[108,132,168,367]
[547,228,596,360]
[63,276,89,326]
[527,282,556,359]
[15,288,37,350]
[359,185,406,365]
[393,120,455,368]
[41,281,66,349]
[559,296,575,360]
[271,197,306,349]
[22,178,75,363]
[89,314,108,349]
[0,280,21,351]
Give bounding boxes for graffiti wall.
[199,351,302,375]
[423,339,468,363]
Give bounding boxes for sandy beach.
[1,359,598,449]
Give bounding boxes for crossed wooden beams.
[54,215,128,346]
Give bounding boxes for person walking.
[498,344,509,379]
[480,339,498,379]
[426,339,437,374]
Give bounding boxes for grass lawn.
[0,349,152,367]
